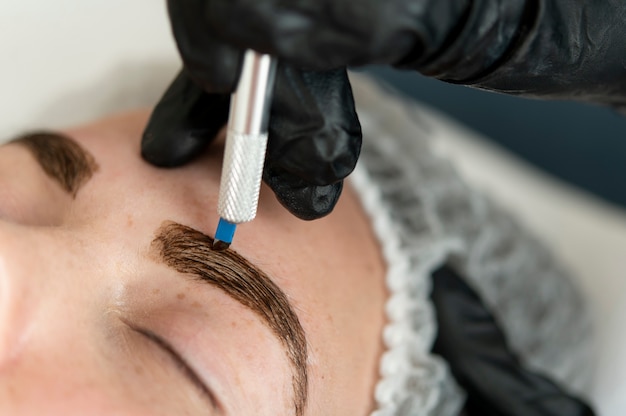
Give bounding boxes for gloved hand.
[143,0,626,219]
[431,265,596,416]
[142,67,360,220]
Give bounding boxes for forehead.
[60,111,373,284]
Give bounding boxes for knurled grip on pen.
[217,51,277,224]
[217,130,268,223]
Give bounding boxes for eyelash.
[132,326,220,410]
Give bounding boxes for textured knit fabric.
[348,74,593,416]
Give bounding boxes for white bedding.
[2,2,625,413]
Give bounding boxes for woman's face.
[0,111,386,415]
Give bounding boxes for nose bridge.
[0,243,36,367]
[0,226,60,368]
[0,227,112,415]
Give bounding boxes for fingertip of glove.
[270,122,362,186]
[141,72,231,167]
[266,173,344,220]
[141,107,212,167]
[141,125,208,167]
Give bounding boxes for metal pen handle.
[217,51,277,224]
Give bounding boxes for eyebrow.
[152,222,308,416]
[9,132,98,197]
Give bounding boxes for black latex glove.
[143,0,626,219]
[142,66,360,220]
[431,265,595,416]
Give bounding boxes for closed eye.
[130,325,221,412]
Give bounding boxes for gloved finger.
[263,65,362,220]
[167,0,243,92]
[142,71,230,167]
[430,265,596,416]
[264,174,344,221]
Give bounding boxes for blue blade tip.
[215,218,237,244]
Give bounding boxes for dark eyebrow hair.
[152,221,308,416]
[9,132,98,197]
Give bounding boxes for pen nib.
[212,240,231,251]
[213,218,236,251]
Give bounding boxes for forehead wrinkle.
[151,221,308,416]
[9,131,98,197]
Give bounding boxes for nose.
[0,224,64,369]
[0,225,114,414]
[0,240,37,367]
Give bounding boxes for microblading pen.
[212,50,277,251]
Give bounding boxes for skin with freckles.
[0,110,387,415]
